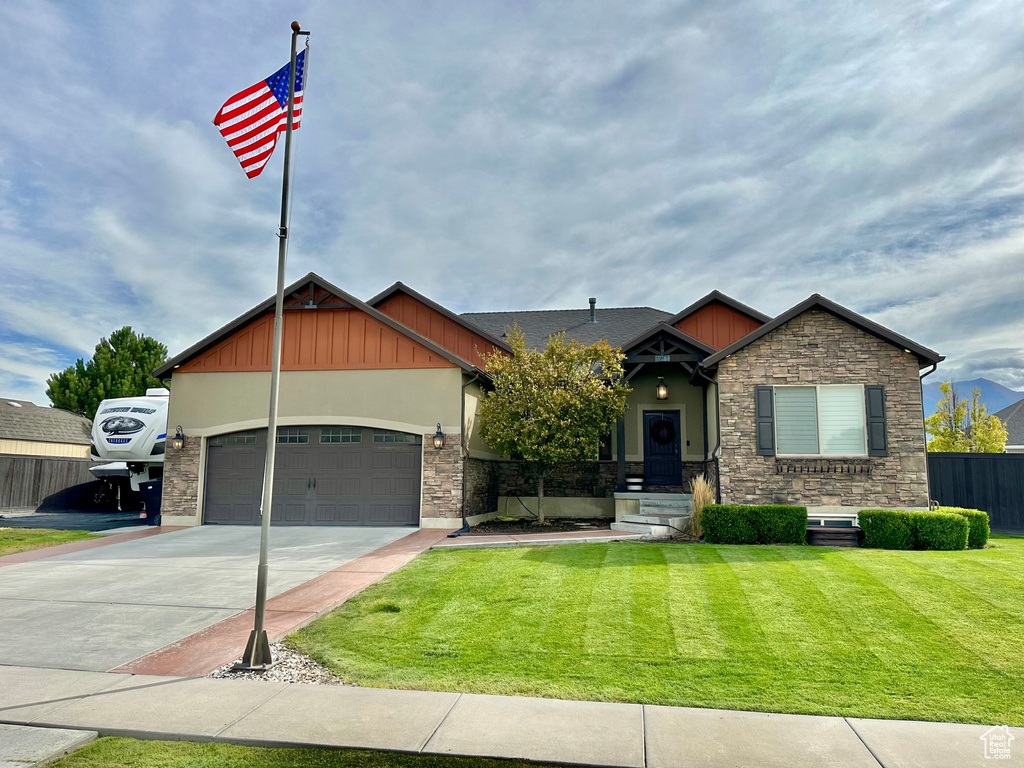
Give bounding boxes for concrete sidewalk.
[0,665,1010,768]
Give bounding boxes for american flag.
[213,49,306,179]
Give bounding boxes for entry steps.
[611,494,693,537]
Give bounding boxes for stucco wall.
[166,368,464,437]
[619,368,706,461]
[715,309,929,508]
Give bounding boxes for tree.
[478,327,629,523]
[46,327,169,420]
[926,380,1008,453]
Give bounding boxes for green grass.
[52,737,556,768]
[290,536,1024,726]
[0,527,96,557]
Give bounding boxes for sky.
[1,0,1022,405]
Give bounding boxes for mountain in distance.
[922,377,1024,418]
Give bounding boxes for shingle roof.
[0,399,91,445]
[461,307,673,348]
[993,399,1024,446]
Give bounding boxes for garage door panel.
[394,478,418,496]
[204,426,421,526]
[371,453,393,470]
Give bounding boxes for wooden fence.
[0,455,99,509]
[928,452,1024,531]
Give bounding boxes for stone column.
[160,436,201,525]
[420,432,464,525]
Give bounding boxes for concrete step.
[610,521,674,537]
[622,514,689,532]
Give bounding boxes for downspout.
[919,362,938,509]
[448,371,481,538]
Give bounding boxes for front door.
[644,411,682,486]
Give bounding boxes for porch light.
[655,378,669,401]
[170,425,186,451]
[433,423,445,450]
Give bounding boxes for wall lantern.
[433,423,445,450]
[170,425,186,451]
[655,378,669,401]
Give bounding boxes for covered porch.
[611,323,718,494]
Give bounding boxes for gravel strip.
[209,643,344,685]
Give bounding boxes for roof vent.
[589,297,597,323]
[7,401,22,407]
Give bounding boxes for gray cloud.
[0,0,1021,404]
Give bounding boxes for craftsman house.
[155,274,942,528]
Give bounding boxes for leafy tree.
[926,380,1007,453]
[966,388,1009,453]
[46,327,169,420]
[479,327,629,523]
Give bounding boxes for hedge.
[703,505,807,545]
[859,509,916,550]
[858,509,970,551]
[915,511,969,550]
[935,506,990,549]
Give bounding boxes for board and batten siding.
[376,292,504,370]
[177,308,457,373]
[675,300,763,350]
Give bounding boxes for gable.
[377,292,507,369]
[176,307,457,373]
[675,300,763,350]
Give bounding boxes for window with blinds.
[774,385,867,457]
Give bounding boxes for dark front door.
[644,411,682,486]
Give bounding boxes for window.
[320,427,361,444]
[211,431,257,446]
[276,428,309,444]
[598,431,612,461]
[774,385,866,456]
[373,430,418,444]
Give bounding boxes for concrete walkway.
[0,723,96,767]
[0,664,1010,768]
[0,526,421,673]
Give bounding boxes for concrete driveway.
[0,526,416,672]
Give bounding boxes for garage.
[203,426,421,526]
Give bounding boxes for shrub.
[859,509,916,550]
[913,511,969,551]
[859,509,971,551]
[703,505,756,544]
[703,505,807,545]
[935,506,990,549]
[689,474,716,539]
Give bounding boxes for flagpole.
[237,19,309,671]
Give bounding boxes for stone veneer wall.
[465,458,499,517]
[420,432,463,520]
[483,459,709,500]
[715,309,929,508]
[161,437,201,520]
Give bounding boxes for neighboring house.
[0,399,92,458]
[993,400,1024,453]
[0,398,95,509]
[154,274,943,528]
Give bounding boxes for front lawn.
[0,527,96,557]
[291,536,1024,725]
[53,737,559,768]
